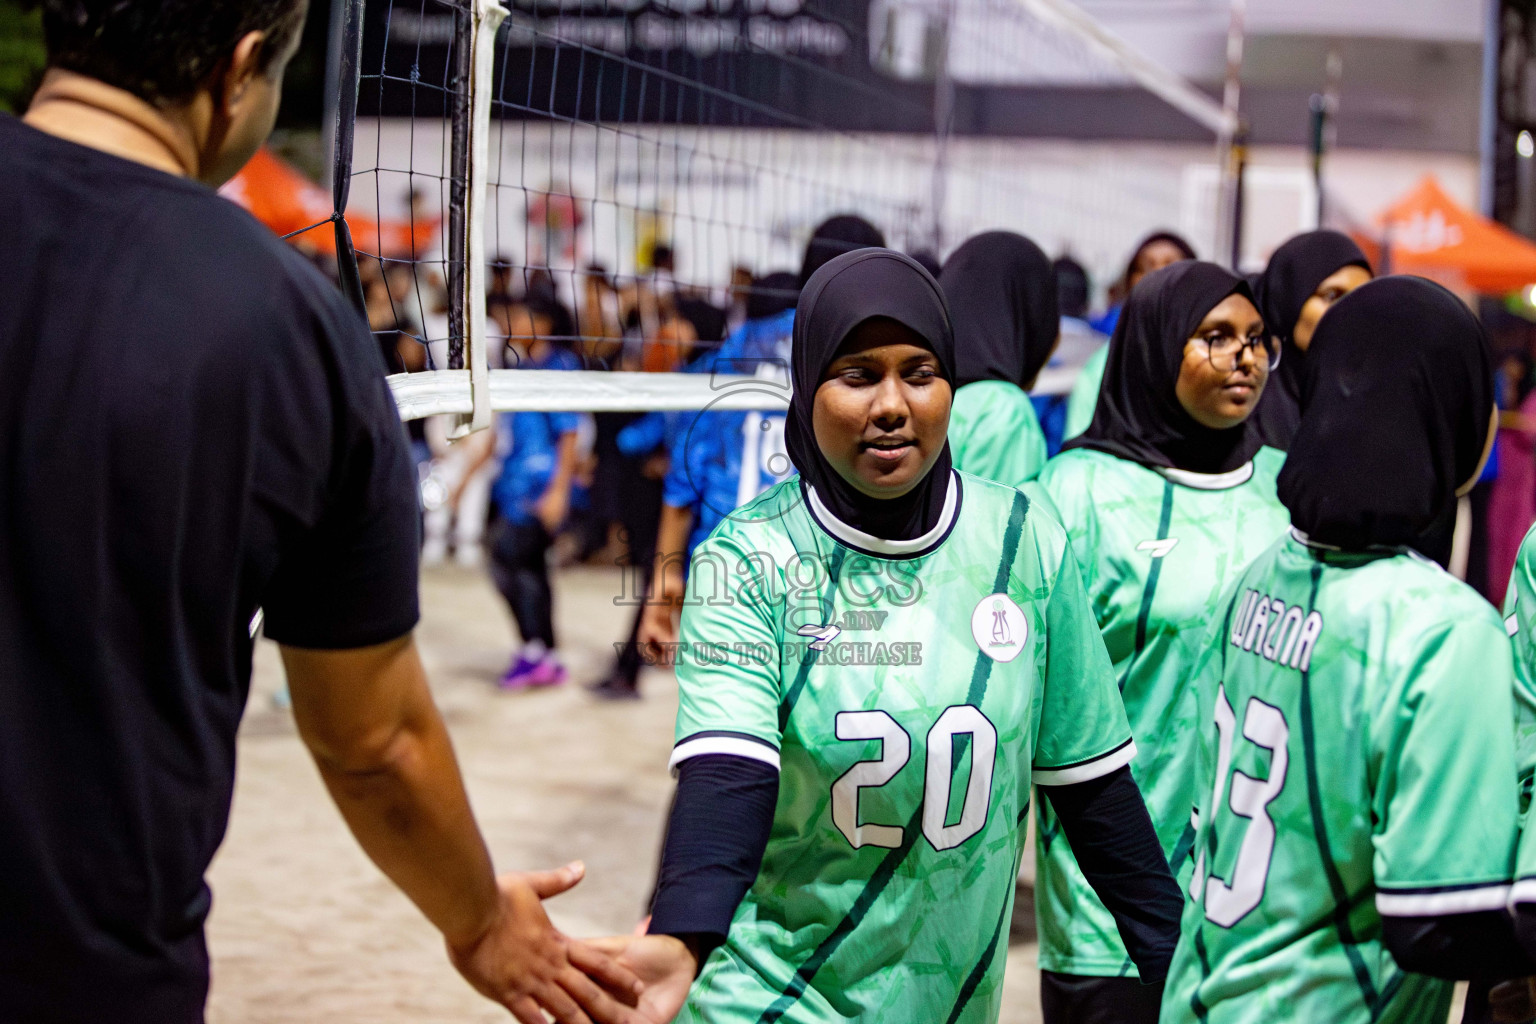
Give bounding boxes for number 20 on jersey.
[831,707,999,852]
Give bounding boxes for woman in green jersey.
[1489,456,1536,1022]
[592,249,1182,1024]
[1162,277,1531,1024]
[1030,261,1290,1024]
[1249,230,1372,450]
[936,231,1058,486]
[1063,231,1197,439]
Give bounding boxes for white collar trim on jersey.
[1289,526,1339,551]
[1157,462,1255,490]
[1290,525,1440,567]
[806,471,960,557]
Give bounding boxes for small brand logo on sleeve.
[797,623,842,650]
[971,594,1028,662]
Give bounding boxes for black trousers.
[601,424,663,689]
[1041,970,1163,1024]
[489,519,556,648]
[608,567,651,689]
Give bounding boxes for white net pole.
[455,0,507,435]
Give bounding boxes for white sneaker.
[421,538,448,566]
[454,542,483,569]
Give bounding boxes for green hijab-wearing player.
[1063,232,1197,440]
[591,249,1182,1024]
[1030,261,1289,1024]
[1163,277,1532,1024]
[936,231,1058,486]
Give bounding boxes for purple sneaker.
[499,652,567,690]
[498,652,539,689]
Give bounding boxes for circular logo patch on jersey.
[971,594,1028,662]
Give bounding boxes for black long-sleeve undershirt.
[1381,910,1534,980]
[648,755,779,958]
[1041,765,1184,983]
[648,756,1181,983]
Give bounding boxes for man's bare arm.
[281,635,644,1024]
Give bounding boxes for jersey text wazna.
[1228,589,1324,673]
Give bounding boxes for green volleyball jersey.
[1503,521,1536,786]
[1028,446,1289,976]
[948,380,1048,487]
[1063,344,1106,439]
[1161,533,1522,1024]
[669,471,1131,1024]
[1502,523,1536,906]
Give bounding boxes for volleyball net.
[327,0,1235,424]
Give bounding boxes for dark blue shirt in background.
[493,347,583,524]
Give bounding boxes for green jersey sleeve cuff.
[1033,738,1136,787]
[669,731,782,776]
[1375,882,1514,917]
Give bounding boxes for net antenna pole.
[1309,48,1343,228]
[1009,0,1236,138]
[929,0,956,255]
[1216,0,1247,269]
[449,0,508,437]
[330,0,368,316]
[320,0,351,192]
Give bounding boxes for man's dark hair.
[38,0,307,105]
[1053,256,1091,319]
[650,244,675,272]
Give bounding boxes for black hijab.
[787,249,956,541]
[1278,276,1493,560]
[1065,261,1262,474]
[1252,230,1372,449]
[938,231,1059,390]
[799,215,887,287]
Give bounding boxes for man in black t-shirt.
[0,3,644,1023]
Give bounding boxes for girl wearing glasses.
[1027,262,1290,1024]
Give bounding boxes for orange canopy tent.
[1368,176,1536,294]
[219,147,438,259]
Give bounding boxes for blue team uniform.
[662,309,797,553]
[493,347,582,524]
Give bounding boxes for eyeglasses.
[1196,333,1280,374]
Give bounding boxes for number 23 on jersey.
[1191,684,1291,927]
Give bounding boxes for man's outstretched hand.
[583,934,699,1024]
[447,863,648,1024]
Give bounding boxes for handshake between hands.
[446,862,702,1024]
